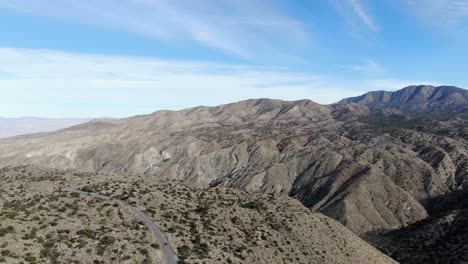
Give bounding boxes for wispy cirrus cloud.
[330,0,378,32]
[0,0,309,59]
[403,0,468,29]
[347,0,378,31]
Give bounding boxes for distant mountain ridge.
[0,117,92,138]
[339,85,468,115]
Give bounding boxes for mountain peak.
[339,85,468,115]
[139,98,330,126]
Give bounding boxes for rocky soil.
[0,166,164,264]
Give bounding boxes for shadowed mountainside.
[367,189,468,264]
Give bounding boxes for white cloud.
[0,47,433,118]
[0,0,309,59]
[350,60,385,75]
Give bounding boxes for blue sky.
[0,0,467,118]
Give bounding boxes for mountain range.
[0,84,467,263]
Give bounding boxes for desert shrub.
[1,211,17,219]
[99,236,115,246]
[240,200,265,211]
[96,246,106,256]
[77,229,96,240]
[150,243,160,249]
[194,205,209,215]
[40,241,59,263]
[230,216,240,224]
[24,252,37,262]
[142,256,152,264]
[177,245,191,260]
[0,226,14,237]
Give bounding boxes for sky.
[0,0,467,118]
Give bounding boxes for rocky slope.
[0,86,466,237]
[0,165,396,264]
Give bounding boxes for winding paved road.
[60,187,178,264]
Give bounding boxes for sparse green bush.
[77,229,96,240]
[0,226,14,237]
[177,245,191,260]
[99,236,115,246]
[240,200,265,211]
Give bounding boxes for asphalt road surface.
[60,187,178,264]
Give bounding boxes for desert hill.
[0,165,396,264]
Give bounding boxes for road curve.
[60,187,178,264]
